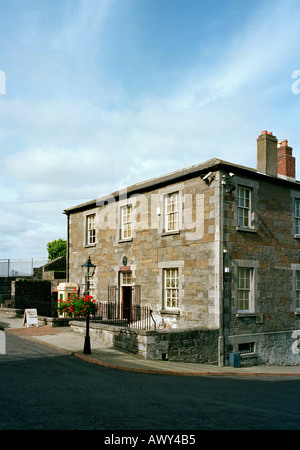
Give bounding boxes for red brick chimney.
[277,139,295,180]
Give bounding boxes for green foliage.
[47,238,67,260]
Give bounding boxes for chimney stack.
[277,139,295,180]
[257,131,278,177]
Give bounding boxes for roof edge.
[63,158,300,214]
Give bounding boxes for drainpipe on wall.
[220,172,236,366]
[218,171,225,367]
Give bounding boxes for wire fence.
[0,258,48,277]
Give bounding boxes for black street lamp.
[81,256,96,354]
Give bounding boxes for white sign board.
[23,309,38,327]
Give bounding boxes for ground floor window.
[237,267,253,312]
[88,275,95,298]
[238,342,255,354]
[164,268,179,309]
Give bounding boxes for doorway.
[122,286,132,321]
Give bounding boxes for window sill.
[295,311,300,316]
[236,313,257,318]
[240,352,257,359]
[161,230,180,237]
[236,227,257,233]
[160,309,180,315]
[294,235,300,240]
[118,238,133,243]
[84,243,96,248]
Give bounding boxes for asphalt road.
[0,333,300,431]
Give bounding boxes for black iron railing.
[92,302,155,330]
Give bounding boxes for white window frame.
[86,214,96,245]
[165,192,180,233]
[164,268,179,310]
[237,186,252,229]
[88,274,95,298]
[121,271,132,286]
[121,204,133,240]
[237,267,253,313]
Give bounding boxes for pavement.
[1,311,300,377]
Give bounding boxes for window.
[237,267,253,312]
[239,342,255,354]
[295,199,300,236]
[165,192,179,232]
[164,268,179,309]
[88,274,95,298]
[86,214,96,245]
[121,271,132,285]
[237,187,251,228]
[121,205,132,240]
[296,271,300,310]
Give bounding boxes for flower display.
[57,290,97,318]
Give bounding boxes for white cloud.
[1,0,300,258]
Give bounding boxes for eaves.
[63,158,300,215]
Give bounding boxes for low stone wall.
[70,320,219,364]
[0,307,23,318]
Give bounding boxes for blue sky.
[0,0,300,258]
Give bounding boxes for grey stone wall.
[228,330,300,366]
[70,320,219,364]
[223,174,300,365]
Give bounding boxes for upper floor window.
[86,214,96,245]
[237,187,251,228]
[295,199,300,236]
[121,205,132,240]
[165,192,179,232]
[237,267,253,313]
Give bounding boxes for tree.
[47,238,67,260]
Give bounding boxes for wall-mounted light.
[222,173,236,194]
[201,171,215,185]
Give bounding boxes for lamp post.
[81,256,96,354]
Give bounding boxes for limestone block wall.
[68,175,222,329]
[70,320,219,364]
[222,174,300,364]
[228,330,300,366]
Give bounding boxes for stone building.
[64,131,300,366]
